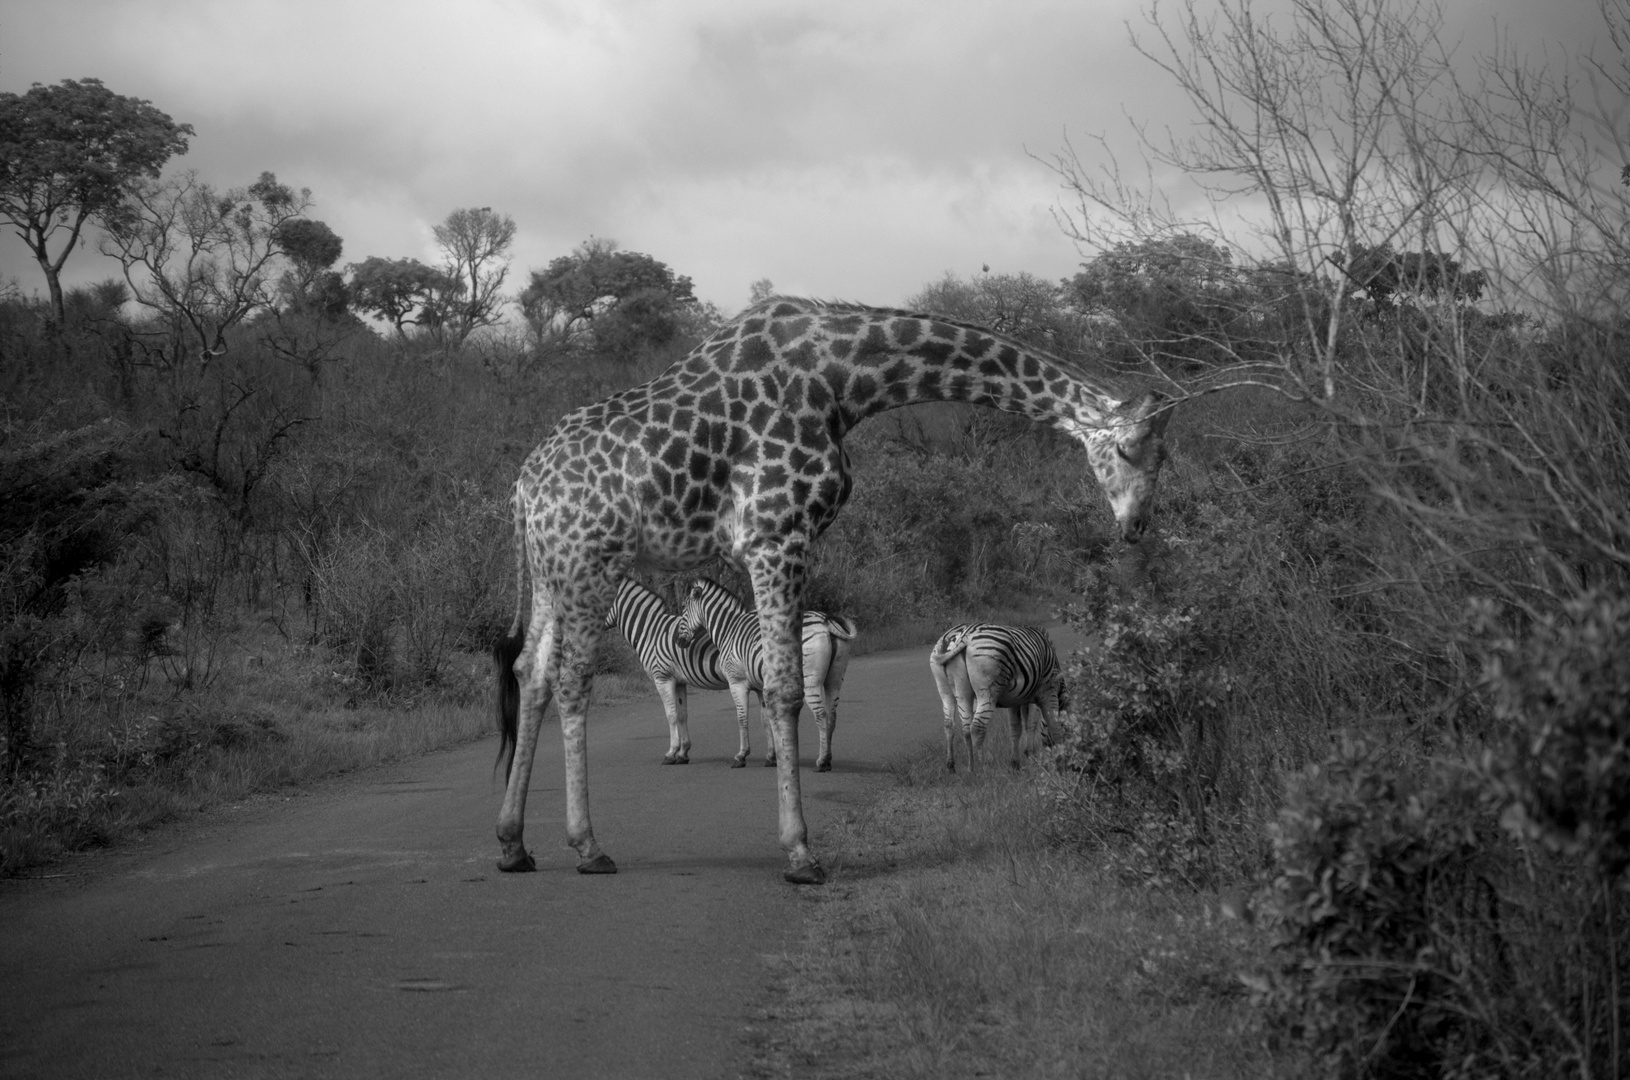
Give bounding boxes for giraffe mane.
[743,296,1140,407]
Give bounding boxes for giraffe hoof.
[676,755,690,765]
[576,854,618,875]
[498,849,536,873]
[730,758,747,769]
[763,756,776,768]
[784,861,826,886]
[816,758,832,773]
[662,754,678,765]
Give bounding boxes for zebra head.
[673,579,710,648]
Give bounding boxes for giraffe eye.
[1115,444,1134,465]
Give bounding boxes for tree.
[274,218,348,318]
[1333,243,1487,308]
[347,256,460,339]
[1067,233,1287,369]
[432,206,515,344]
[909,270,1073,351]
[0,78,193,325]
[749,277,777,305]
[519,237,698,363]
[100,170,313,362]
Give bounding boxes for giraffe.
[495,298,1174,885]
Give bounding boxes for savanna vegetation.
[4,0,1628,1076]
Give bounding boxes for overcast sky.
[0,0,1604,317]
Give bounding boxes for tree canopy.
[432,206,515,344]
[0,77,193,325]
[519,237,697,363]
[100,170,313,361]
[347,256,460,339]
[274,218,348,318]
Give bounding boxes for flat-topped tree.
[0,78,192,326]
[495,298,1173,884]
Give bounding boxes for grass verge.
[742,741,1278,1079]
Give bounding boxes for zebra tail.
[929,636,971,666]
[826,615,859,640]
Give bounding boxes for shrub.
[1477,593,1630,883]
[1247,741,1503,1079]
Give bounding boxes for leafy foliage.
[519,236,700,364]
[100,170,314,361]
[0,78,193,323]
[1478,593,1630,882]
[347,255,459,338]
[1248,743,1501,1080]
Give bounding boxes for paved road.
[0,643,957,1080]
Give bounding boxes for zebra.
[929,622,1065,771]
[604,577,731,765]
[674,577,858,771]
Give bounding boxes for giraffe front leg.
[748,552,823,884]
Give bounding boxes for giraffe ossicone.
[494,298,1174,884]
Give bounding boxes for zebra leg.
[822,629,852,773]
[746,548,823,885]
[1007,704,1027,769]
[804,629,836,772]
[970,685,999,769]
[496,596,557,872]
[729,679,752,768]
[930,649,960,771]
[556,581,617,875]
[655,676,687,765]
[673,681,691,763]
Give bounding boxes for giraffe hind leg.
[495,605,559,872]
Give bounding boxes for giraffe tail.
[494,629,524,780]
[495,484,529,779]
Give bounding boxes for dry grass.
[742,743,1280,1079]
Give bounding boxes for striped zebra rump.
[931,622,1062,771]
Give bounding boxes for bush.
[1247,742,1503,1079]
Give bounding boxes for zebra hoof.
[783,861,826,886]
[763,756,777,767]
[816,758,832,772]
[498,848,536,873]
[576,853,618,874]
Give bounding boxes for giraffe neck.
[735,303,1127,441]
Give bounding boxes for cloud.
[0,0,1610,312]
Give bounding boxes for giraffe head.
[1080,392,1173,543]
